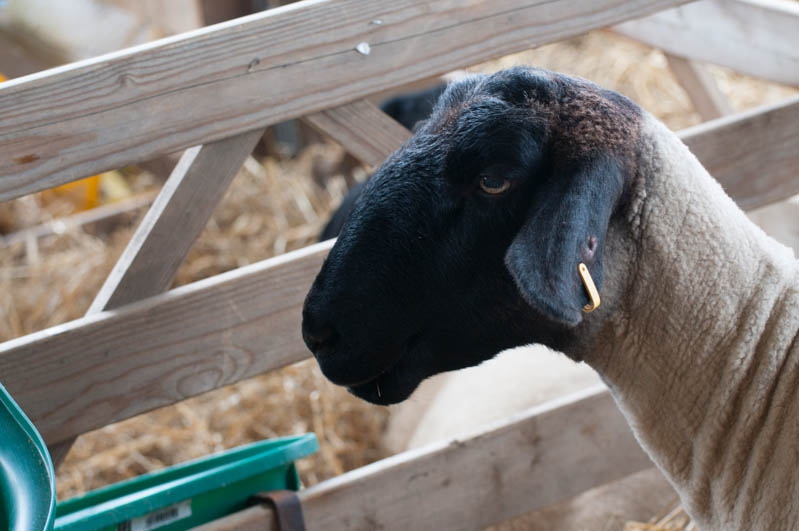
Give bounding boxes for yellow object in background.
[0,74,6,82]
[41,176,102,211]
[99,171,133,202]
[40,172,131,212]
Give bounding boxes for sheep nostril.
[302,321,339,356]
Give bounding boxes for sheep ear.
[504,157,623,327]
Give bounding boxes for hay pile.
[1,30,796,528]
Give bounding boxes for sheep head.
[302,67,643,405]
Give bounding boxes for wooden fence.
[1,0,797,528]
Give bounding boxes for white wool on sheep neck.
[581,113,799,531]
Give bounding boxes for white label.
[119,500,192,531]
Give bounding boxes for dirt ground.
[1,29,796,529]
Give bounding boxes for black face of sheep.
[303,67,641,405]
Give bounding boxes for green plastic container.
[0,383,57,531]
[54,434,318,531]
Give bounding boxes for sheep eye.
[479,175,511,195]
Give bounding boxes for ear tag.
[578,263,601,313]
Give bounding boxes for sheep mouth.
[346,366,419,406]
[345,333,429,405]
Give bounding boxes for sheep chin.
[346,340,432,405]
[347,369,420,406]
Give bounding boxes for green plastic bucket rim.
[55,433,318,530]
[0,382,57,531]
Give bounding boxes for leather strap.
[249,490,307,531]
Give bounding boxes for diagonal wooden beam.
[680,96,799,211]
[615,0,799,86]
[303,99,411,167]
[48,128,264,467]
[88,129,265,313]
[666,54,734,121]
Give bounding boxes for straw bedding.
[1,30,795,529]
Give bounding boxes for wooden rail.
[0,242,330,445]
[1,1,797,528]
[615,0,799,86]
[0,0,693,201]
[0,97,796,448]
[197,387,653,531]
[681,97,799,211]
[665,55,734,121]
[303,99,411,167]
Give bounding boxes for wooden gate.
[1,0,797,528]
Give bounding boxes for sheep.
[301,66,799,530]
[384,199,799,528]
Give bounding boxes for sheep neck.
[582,114,799,529]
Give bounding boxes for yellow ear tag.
[578,263,601,313]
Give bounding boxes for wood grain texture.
[680,96,799,211]
[0,241,331,445]
[0,0,692,201]
[615,0,799,86]
[88,128,264,313]
[304,99,411,167]
[666,55,734,121]
[0,99,795,447]
[197,387,653,531]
